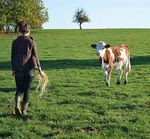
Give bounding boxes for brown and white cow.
[91,41,131,86]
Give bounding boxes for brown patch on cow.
[91,44,96,48]
[103,49,113,75]
[103,49,110,64]
[120,44,130,57]
[120,44,129,48]
[112,47,122,62]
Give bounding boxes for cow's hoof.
[105,82,110,86]
[124,80,128,84]
[116,81,121,85]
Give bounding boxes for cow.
[91,41,131,86]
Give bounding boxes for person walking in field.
[11,21,44,116]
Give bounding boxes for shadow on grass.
[0,61,11,70]
[41,59,99,69]
[0,59,99,70]
[131,56,150,65]
[0,56,150,71]
[0,132,13,138]
[0,113,14,117]
[0,113,33,122]
[0,88,15,93]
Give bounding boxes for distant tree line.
[0,0,49,32]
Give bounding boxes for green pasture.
[0,29,150,139]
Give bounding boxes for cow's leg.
[124,71,128,84]
[104,66,112,86]
[124,61,130,84]
[116,68,123,85]
[105,70,110,86]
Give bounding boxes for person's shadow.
[0,113,33,121]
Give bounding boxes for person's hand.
[39,70,45,77]
[12,71,15,77]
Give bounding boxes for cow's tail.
[124,44,131,72]
[128,49,131,72]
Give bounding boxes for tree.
[73,8,90,30]
[0,0,49,32]
[10,0,49,31]
[0,0,8,32]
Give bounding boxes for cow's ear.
[91,44,96,48]
[105,44,111,48]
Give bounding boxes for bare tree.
[73,8,90,30]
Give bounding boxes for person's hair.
[18,21,30,34]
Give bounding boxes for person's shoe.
[22,102,28,115]
[15,95,22,116]
[15,107,22,116]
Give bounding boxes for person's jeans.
[15,69,34,103]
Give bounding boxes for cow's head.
[91,41,107,55]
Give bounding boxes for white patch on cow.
[96,41,106,56]
[103,63,109,69]
[96,41,106,48]
[101,58,109,68]
[108,48,115,60]
[98,49,105,57]
[113,48,128,70]
[104,70,108,76]
[114,61,124,70]
[105,71,110,86]
[119,48,128,63]
[101,59,104,68]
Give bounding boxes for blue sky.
[42,0,150,29]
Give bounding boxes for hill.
[0,29,150,138]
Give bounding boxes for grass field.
[0,29,150,139]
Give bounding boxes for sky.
[42,0,150,29]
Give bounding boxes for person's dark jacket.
[11,36,41,71]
